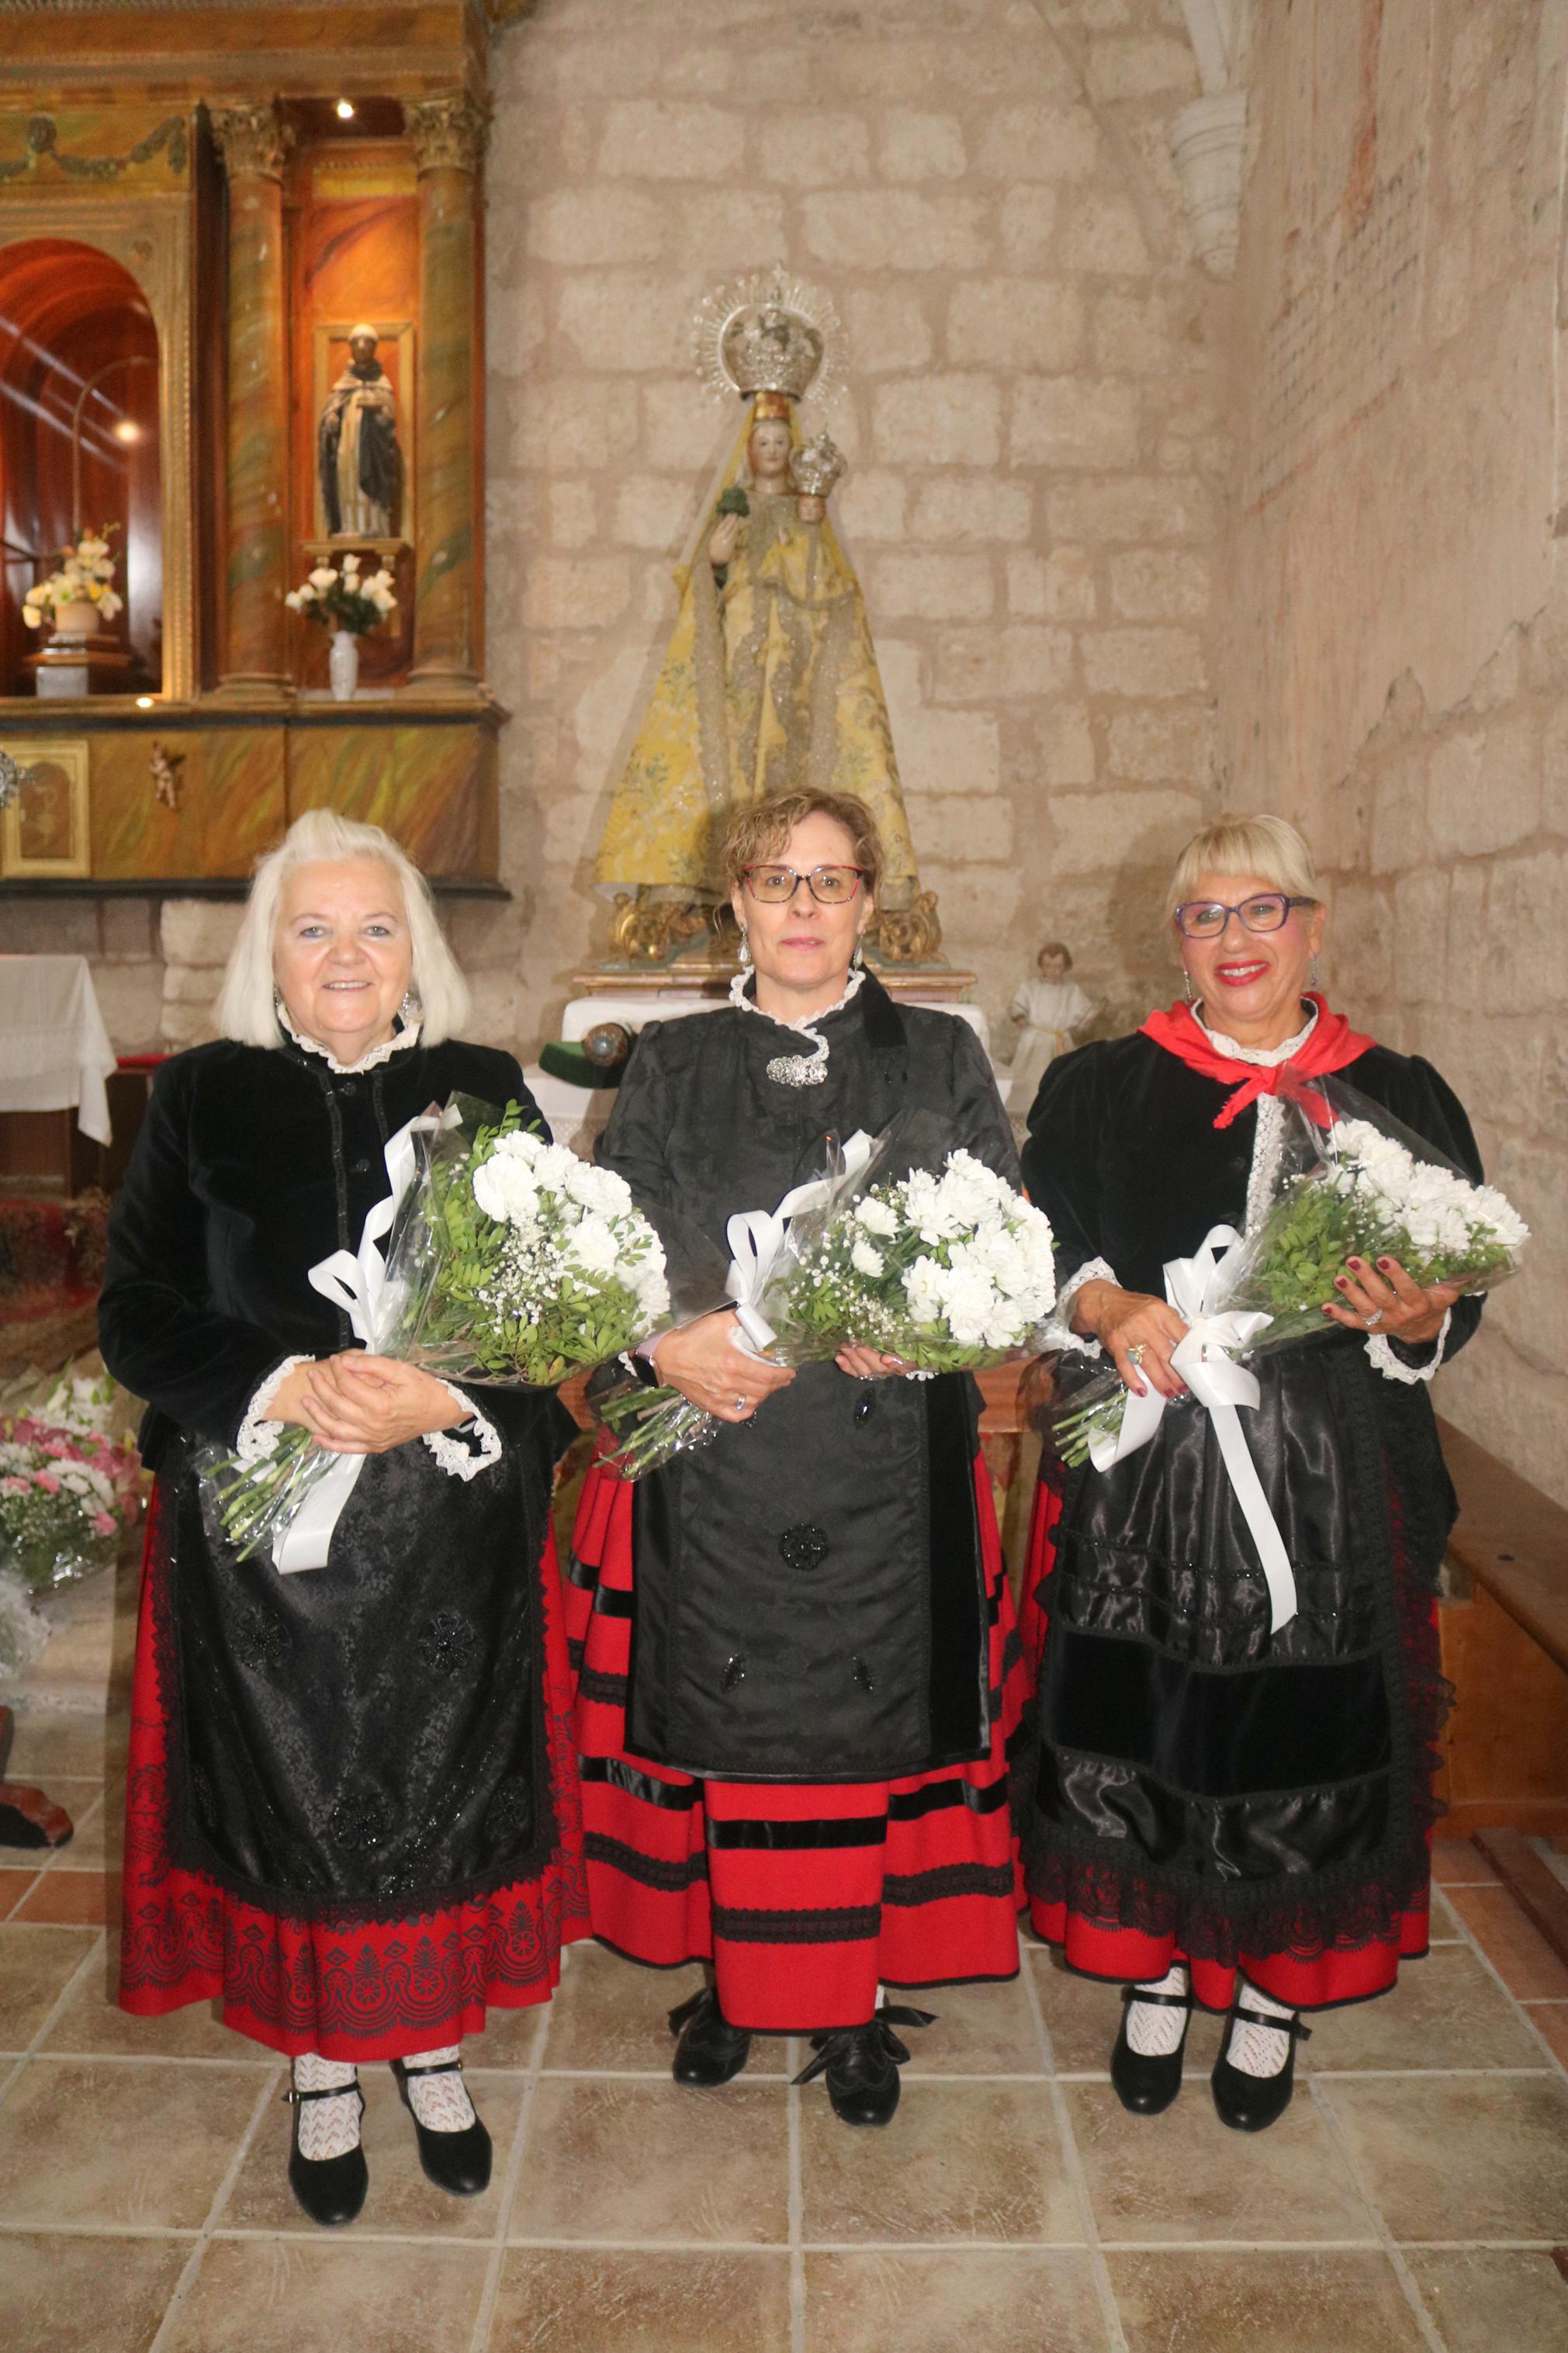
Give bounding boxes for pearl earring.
[738,927,753,969]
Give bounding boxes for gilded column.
[406,94,486,695]
[213,101,294,699]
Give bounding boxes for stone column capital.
[211,100,293,184]
[406,93,488,178]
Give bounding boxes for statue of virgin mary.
[593,272,922,944]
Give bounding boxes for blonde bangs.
[1165,813,1321,922]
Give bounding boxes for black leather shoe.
[285,2080,367,2227]
[391,2057,492,2195]
[669,1986,752,2087]
[1210,2001,1311,2133]
[793,2003,936,2127]
[1110,1984,1193,2118]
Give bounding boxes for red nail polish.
[1376,1257,1393,1271]
[1347,1257,1362,1270]
[1334,1277,1349,1291]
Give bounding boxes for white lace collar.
[729,964,865,1086]
[277,1000,423,1075]
[1195,1000,1317,1068]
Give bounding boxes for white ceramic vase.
[328,629,359,702]
[53,599,102,639]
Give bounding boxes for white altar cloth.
[0,955,118,1143]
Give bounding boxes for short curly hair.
[722,790,884,898]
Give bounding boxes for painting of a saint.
[317,324,401,539]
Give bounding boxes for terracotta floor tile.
[0,1866,41,1918]
[164,2236,488,2353]
[799,2081,1081,2245]
[222,2067,523,2239]
[902,1971,1045,2077]
[15,1869,109,1925]
[1304,1943,1544,2072]
[805,2249,1110,2351]
[1106,2249,1427,2352]
[1404,2247,1568,2353]
[1320,2074,1568,2240]
[509,2078,789,2244]
[0,2057,265,2229]
[1445,1883,1568,1998]
[42,1967,242,2061]
[1429,1838,1498,1886]
[0,2228,190,2353]
[490,2248,792,2352]
[0,1922,98,2048]
[1521,2001,1568,2068]
[1064,2081,1373,2245]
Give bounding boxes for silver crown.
[694,265,846,406]
[791,431,846,499]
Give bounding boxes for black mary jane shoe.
[669,1985,753,2088]
[1109,1983,1194,2118]
[1210,2001,1312,2133]
[391,2057,492,2195]
[793,2003,936,2128]
[284,2079,368,2227]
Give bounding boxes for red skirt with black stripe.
[566,1456,1026,2033]
[1019,1480,1433,2015]
[117,1484,592,2063]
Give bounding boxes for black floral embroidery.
[417,1609,477,1676]
[328,1786,389,1853]
[778,1523,830,1573]
[231,1603,292,1674]
[486,1775,532,1842]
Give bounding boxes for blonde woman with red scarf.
[1016,815,1483,2133]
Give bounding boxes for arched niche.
[0,238,161,693]
[0,203,193,702]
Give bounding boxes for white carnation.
[850,1237,885,1278]
[853,1196,898,1236]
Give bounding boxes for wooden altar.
[0,2,527,892]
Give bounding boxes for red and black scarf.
[1139,992,1373,1129]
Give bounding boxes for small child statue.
[1009,941,1096,1115]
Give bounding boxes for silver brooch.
[767,1054,826,1086]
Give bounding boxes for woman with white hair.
[1016,814,1486,2133]
[99,811,587,2226]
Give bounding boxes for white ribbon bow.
[724,1129,875,1354]
[272,1107,455,1574]
[1089,1223,1297,1634]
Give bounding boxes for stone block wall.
[475,0,1227,1053]
[1220,0,1568,1501]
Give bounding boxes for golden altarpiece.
[0,0,524,899]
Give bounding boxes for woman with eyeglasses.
[1016,814,1485,2133]
[566,788,1024,2127]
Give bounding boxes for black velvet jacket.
[599,972,1018,1783]
[1016,1028,1485,1963]
[98,1030,573,1918]
[99,1031,532,1470]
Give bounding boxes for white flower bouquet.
[201,1098,670,1566]
[603,1117,1054,1479]
[284,550,396,634]
[1054,1077,1528,1470]
[22,525,124,630]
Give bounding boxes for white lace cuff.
[235,1355,311,1462]
[421,1384,504,1481]
[1041,1256,1116,1358]
[1366,1308,1452,1385]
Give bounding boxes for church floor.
[2,1711,1567,2353]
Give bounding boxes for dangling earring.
[1308,955,1321,989]
[398,989,419,1025]
[852,934,864,969]
[738,927,753,969]
[1182,966,1195,1003]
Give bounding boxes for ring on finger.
[1362,1310,1383,1329]
[734,1394,749,1412]
[1127,1343,1145,1367]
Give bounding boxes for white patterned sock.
[292,2053,361,2161]
[1226,1978,1295,2078]
[1125,1963,1189,2057]
[403,2044,476,2132]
